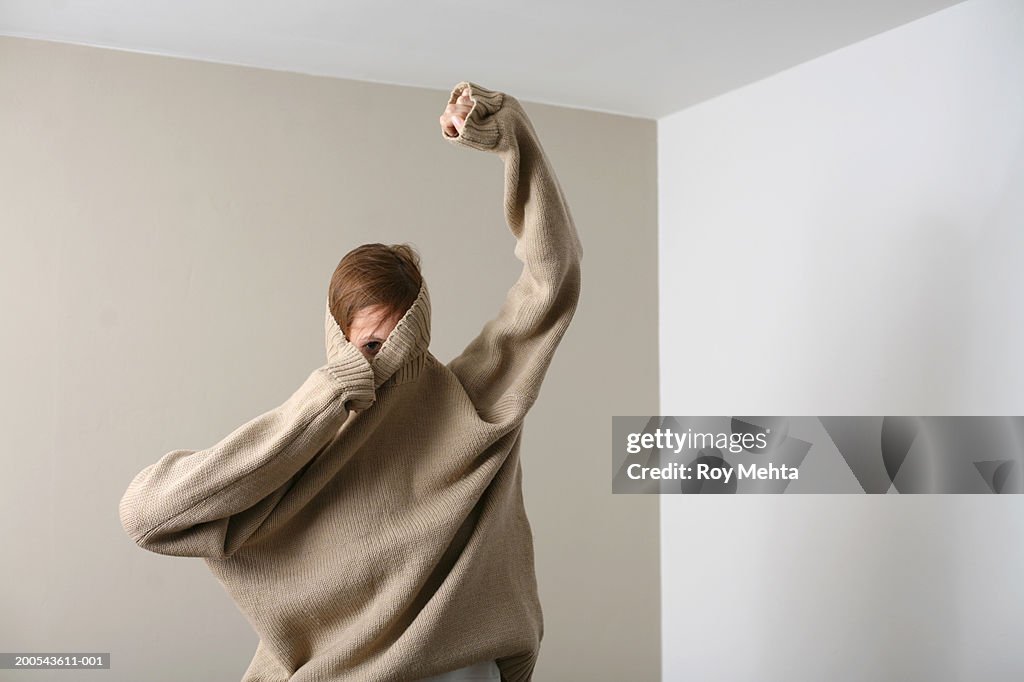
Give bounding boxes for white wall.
[658,0,1024,679]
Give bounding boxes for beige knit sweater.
[118,81,583,682]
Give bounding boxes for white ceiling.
[0,0,966,119]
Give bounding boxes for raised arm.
[441,81,583,418]
[117,336,375,559]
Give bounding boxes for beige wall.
[0,36,659,680]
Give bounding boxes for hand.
[440,87,474,137]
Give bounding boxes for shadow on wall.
[968,135,1024,409]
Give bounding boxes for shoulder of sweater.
[417,352,532,425]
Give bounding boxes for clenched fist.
[440,87,474,138]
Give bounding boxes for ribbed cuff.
[322,345,376,410]
[443,81,503,150]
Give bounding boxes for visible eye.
[364,341,382,354]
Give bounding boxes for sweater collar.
[325,280,432,388]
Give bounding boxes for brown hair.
[328,242,423,338]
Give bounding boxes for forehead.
[350,305,402,333]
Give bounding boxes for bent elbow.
[122,517,234,560]
[118,484,152,547]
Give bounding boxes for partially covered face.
[347,304,405,362]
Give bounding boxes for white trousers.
[416,659,501,681]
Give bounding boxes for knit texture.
[118,80,583,682]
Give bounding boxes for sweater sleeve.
[442,81,583,416]
[118,340,375,559]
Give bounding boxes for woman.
[119,81,583,682]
